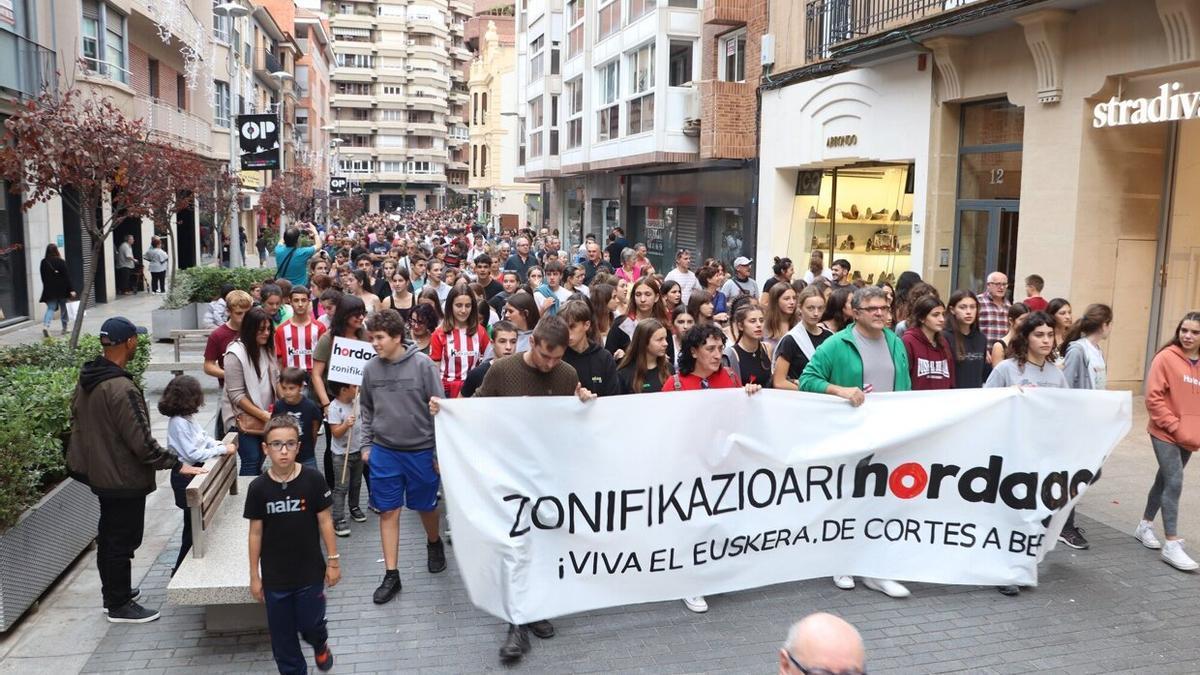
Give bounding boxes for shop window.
[785,164,915,286]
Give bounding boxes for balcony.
[698,80,754,160]
[0,32,57,100]
[805,0,989,62]
[704,0,752,26]
[255,48,285,84]
[133,94,211,153]
[131,0,205,56]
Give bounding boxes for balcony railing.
[133,94,212,153]
[0,32,57,99]
[805,0,985,62]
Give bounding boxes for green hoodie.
[799,325,912,394]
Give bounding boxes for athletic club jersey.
[430,325,489,384]
[275,319,327,371]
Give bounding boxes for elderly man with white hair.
[778,612,865,675]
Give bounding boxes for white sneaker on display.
[1162,539,1199,571]
[1134,520,1162,550]
[862,577,911,598]
[832,575,855,590]
[682,596,708,613]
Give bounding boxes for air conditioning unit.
[405,65,414,72]
[407,39,416,46]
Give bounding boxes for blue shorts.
[367,445,439,513]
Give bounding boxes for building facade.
[764,0,1200,391]
[324,0,474,213]
[514,0,765,269]
[468,18,539,233]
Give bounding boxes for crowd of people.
[64,205,1200,674]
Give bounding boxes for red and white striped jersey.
[275,318,327,372]
[430,325,489,384]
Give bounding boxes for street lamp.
[214,0,250,268]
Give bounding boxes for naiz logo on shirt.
[266,497,307,514]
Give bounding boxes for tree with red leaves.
[135,145,208,289]
[329,194,364,225]
[257,166,315,232]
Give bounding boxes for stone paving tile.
[79,510,1200,674]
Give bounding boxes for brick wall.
[699,0,767,160]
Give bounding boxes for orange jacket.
[1146,344,1200,450]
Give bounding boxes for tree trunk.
[69,236,106,350]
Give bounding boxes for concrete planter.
[0,478,98,632]
[151,305,198,341]
[194,302,211,329]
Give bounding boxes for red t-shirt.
[203,324,240,384]
[275,318,327,372]
[660,368,741,392]
[430,324,490,384]
[1023,296,1048,312]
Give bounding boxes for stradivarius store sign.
[1093,82,1200,128]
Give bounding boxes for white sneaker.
[1135,521,1162,550]
[832,575,856,590]
[862,577,910,598]
[1162,539,1199,571]
[682,596,708,613]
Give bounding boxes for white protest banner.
[327,337,376,385]
[436,388,1130,625]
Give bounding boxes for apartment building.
[759,0,1200,391]
[324,0,474,212]
[468,18,539,232]
[514,0,765,271]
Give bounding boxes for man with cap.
[721,256,760,303]
[67,317,205,623]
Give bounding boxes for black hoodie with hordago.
[67,357,181,497]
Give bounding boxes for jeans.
[43,300,68,329]
[265,582,328,675]
[238,432,264,476]
[1144,435,1192,537]
[150,271,166,293]
[97,495,146,610]
[331,452,363,523]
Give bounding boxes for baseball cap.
[99,317,147,345]
[733,256,753,267]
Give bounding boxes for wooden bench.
[167,433,264,631]
[145,329,212,376]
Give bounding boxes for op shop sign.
[328,337,376,386]
[1094,82,1200,128]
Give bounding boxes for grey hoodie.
[359,347,445,453]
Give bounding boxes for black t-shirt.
[272,397,323,462]
[944,327,991,389]
[481,278,504,300]
[616,363,668,394]
[775,327,833,381]
[762,277,783,295]
[733,344,774,388]
[243,466,332,590]
[461,360,492,398]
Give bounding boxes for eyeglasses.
[987,281,1007,286]
[266,440,299,451]
[786,652,865,675]
[857,305,889,314]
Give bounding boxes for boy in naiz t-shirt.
[245,416,340,674]
[326,381,365,536]
[273,367,323,471]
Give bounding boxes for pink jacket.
[1146,344,1200,450]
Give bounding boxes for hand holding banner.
[435,388,1131,625]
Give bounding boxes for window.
[214,80,231,128]
[333,27,372,42]
[628,44,654,135]
[528,97,544,158]
[336,52,374,68]
[296,110,309,143]
[381,84,404,96]
[529,98,544,129]
[338,134,371,147]
[381,109,405,121]
[596,61,619,142]
[339,158,375,174]
[529,35,545,82]
[82,0,127,84]
[669,40,694,86]
[377,134,405,148]
[148,59,159,98]
[212,0,231,42]
[628,0,652,22]
[407,161,434,174]
[380,161,406,173]
[719,30,747,83]
[337,82,372,95]
[598,0,619,41]
[472,144,479,177]
[565,78,583,149]
[336,107,371,121]
[668,0,698,6]
[294,65,309,97]
[567,0,585,59]
[176,75,187,109]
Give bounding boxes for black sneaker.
[997,585,1021,596]
[1059,526,1090,550]
[373,572,401,604]
[427,538,446,574]
[333,519,350,537]
[349,506,367,522]
[526,619,555,639]
[106,600,160,623]
[499,623,530,663]
[314,644,334,672]
[101,587,141,614]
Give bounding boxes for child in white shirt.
[326,381,364,535]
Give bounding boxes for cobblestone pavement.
[80,510,1200,674]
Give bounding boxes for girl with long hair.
[893,282,939,334]
[417,286,445,322]
[1047,297,1073,364]
[373,259,397,298]
[588,282,617,337]
[989,302,1030,367]
[431,285,490,398]
[223,307,281,476]
[670,304,694,372]
[312,295,368,486]
[39,243,75,337]
[660,278,683,317]
[944,290,989,388]
[501,291,539,354]
[760,256,794,304]
[820,286,855,333]
[686,288,716,327]
[606,277,670,359]
[564,264,589,297]
[381,267,416,323]
[773,286,832,390]
[616,319,672,394]
[762,283,799,352]
[1139,311,1200,571]
[901,295,955,390]
[724,302,773,388]
[697,265,729,324]
[347,269,382,314]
